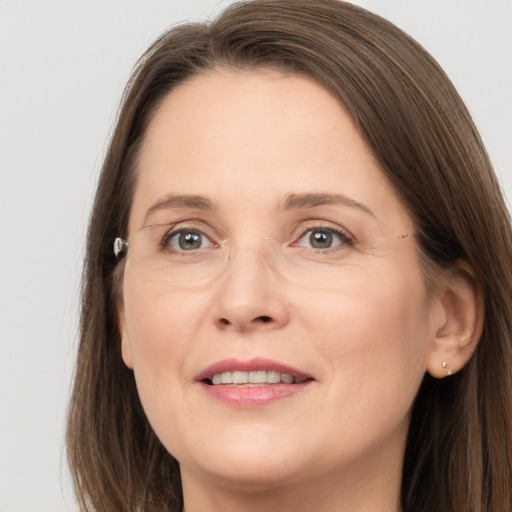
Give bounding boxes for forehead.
[130,68,409,231]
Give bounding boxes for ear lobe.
[117,301,134,369]
[426,261,484,379]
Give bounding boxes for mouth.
[205,370,311,386]
[197,357,313,385]
[196,358,314,406]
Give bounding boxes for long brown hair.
[67,1,512,510]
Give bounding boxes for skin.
[118,69,480,512]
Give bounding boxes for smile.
[197,358,314,406]
[209,370,310,385]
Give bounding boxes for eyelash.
[160,228,218,252]
[292,225,355,251]
[159,223,355,254]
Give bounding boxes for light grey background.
[0,1,510,511]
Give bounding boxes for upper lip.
[195,357,312,382]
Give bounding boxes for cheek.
[124,272,204,341]
[121,275,206,396]
[300,267,431,402]
[121,275,219,449]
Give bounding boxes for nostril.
[216,315,277,329]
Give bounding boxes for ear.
[117,300,134,369]
[426,261,484,379]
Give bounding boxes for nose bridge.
[211,237,289,331]
[222,238,279,300]
[225,235,278,269]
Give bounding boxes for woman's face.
[119,70,443,491]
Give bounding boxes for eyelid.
[149,217,222,238]
[161,226,219,251]
[290,221,356,247]
[144,216,218,232]
[146,218,355,251]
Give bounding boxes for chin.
[168,425,315,490]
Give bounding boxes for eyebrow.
[144,194,215,223]
[144,191,375,223]
[279,193,375,217]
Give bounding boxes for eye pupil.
[310,230,332,248]
[179,231,202,250]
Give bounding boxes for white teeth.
[221,372,233,384]
[266,371,281,384]
[249,370,267,383]
[281,373,294,384]
[232,371,248,384]
[210,370,305,385]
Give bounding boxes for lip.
[195,357,314,407]
[195,357,312,382]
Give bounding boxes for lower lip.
[199,381,312,407]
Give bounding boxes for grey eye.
[167,230,211,251]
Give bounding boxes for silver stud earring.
[114,237,129,258]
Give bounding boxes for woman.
[66,1,512,511]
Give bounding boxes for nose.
[210,245,290,333]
